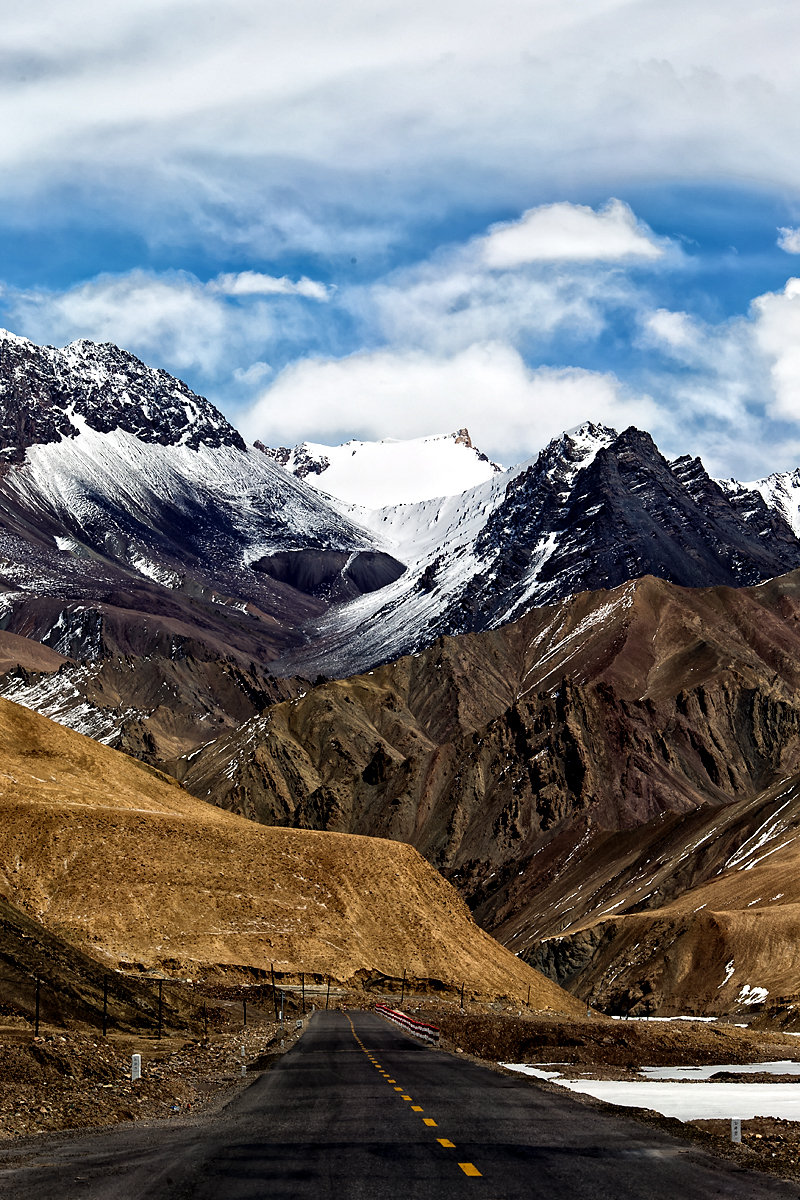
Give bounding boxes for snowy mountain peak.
[531,420,617,490]
[0,327,36,349]
[257,429,503,508]
[0,332,244,462]
[719,466,800,539]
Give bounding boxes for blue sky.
[3,1,800,477]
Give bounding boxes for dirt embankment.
[0,1019,292,1142]
[0,695,572,1010]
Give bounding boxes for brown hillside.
[523,769,800,1016]
[182,570,800,929]
[0,697,574,1010]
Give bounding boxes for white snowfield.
[271,431,502,508]
[273,422,618,676]
[502,1061,800,1120]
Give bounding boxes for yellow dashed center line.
[459,1163,482,1177]
[346,1011,482,1181]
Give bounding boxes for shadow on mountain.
[253,549,406,601]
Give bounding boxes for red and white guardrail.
[375,1003,440,1044]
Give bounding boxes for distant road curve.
[0,1010,795,1199]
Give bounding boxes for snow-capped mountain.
[4,330,800,745]
[0,330,400,669]
[718,467,800,540]
[273,421,800,677]
[258,428,502,507]
[0,331,242,460]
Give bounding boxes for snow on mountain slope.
[272,421,800,678]
[719,469,800,539]
[271,422,618,676]
[9,416,374,569]
[0,331,405,670]
[260,428,502,507]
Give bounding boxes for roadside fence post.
[460,982,465,1009]
[301,973,305,1014]
[271,963,279,1022]
[157,979,163,1039]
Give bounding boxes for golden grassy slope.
[0,697,577,1010]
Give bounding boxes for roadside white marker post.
[731,1119,741,1144]
[241,1045,246,1077]
[131,1054,141,1082]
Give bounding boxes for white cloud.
[632,284,800,477]
[211,271,331,300]
[239,341,659,462]
[352,201,665,359]
[641,309,700,355]
[481,200,664,268]
[5,267,329,377]
[751,278,800,422]
[777,227,800,254]
[1,2,800,257]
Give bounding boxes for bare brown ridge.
[0,695,576,1011]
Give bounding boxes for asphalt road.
[0,1009,797,1199]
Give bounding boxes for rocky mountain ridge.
[0,330,243,461]
[176,567,800,1012]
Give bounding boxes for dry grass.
[0,697,576,1010]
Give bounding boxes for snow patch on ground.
[737,984,769,1005]
[641,1062,800,1080]
[501,1063,800,1120]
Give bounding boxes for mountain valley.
[5,332,800,1020]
